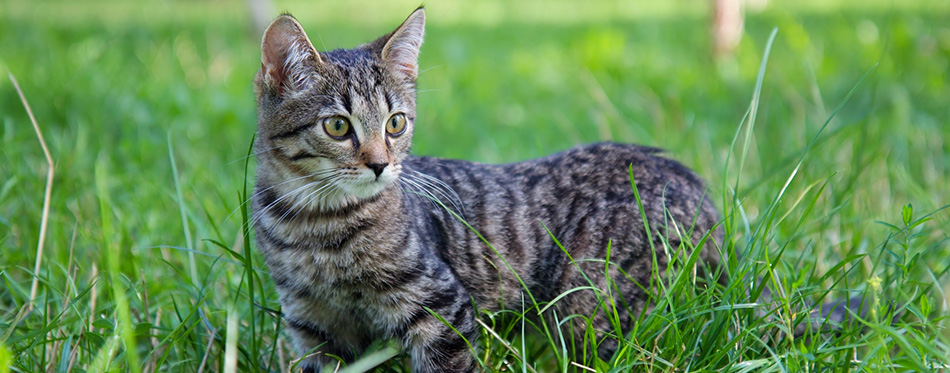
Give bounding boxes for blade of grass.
[239,135,262,372]
[7,72,55,314]
[751,64,879,307]
[95,156,142,373]
[224,301,239,373]
[337,340,401,373]
[721,28,778,242]
[735,28,778,195]
[167,134,198,289]
[424,306,487,372]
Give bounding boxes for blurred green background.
[1,0,949,370]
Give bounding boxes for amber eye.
[386,113,407,136]
[322,116,351,139]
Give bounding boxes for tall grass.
[1,0,948,371]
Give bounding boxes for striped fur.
[252,8,722,372]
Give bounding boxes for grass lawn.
[2,0,949,371]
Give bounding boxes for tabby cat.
[252,8,722,372]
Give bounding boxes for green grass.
[2,0,949,371]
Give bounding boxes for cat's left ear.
[377,7,425,81]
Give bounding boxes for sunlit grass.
[1,0,948,371]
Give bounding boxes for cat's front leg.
[402,285,480,373]
[284,317,332,372]
[284,314,362,373]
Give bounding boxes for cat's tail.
[799,295,899,334]
[753,284,900,336]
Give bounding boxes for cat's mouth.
[339,164,401,201]
[277,164,401,212]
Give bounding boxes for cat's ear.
[379,7,425,81]
[260,14,321,96]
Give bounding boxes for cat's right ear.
[260,15,321,97]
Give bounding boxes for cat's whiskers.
[248,180,320,230]
[229,169,337,223]
[398,177,440,211]
[248,170,342,229]
[400,171,465,218]
[402,175,457,213]
[399,174,464,218]
[276,174,346,226]
[285,177,352,223]
[408,170,465,216]
[418,64,441,76]
[400,175,452,213]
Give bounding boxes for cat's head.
[254,8,424,209]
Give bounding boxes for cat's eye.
[323,116,351,139]
[386,113,407,136]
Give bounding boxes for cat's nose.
[366,163,388,178]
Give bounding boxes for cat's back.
[403,142,716,237]
[400,142,720,304]
[404,142,709,212]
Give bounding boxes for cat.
[251,7,722,372]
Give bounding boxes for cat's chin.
[344,173,398,202]
[347,182,390,201]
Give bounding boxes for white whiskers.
[399,169,465,218]
[246,169,342,230]
[249,166,466,232]
[228,170,336,223]
[273,174,345,226]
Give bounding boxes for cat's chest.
[259,209,403,273]
[267,243,394,288]
[264,225,418,290]
[291,266,425,334]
